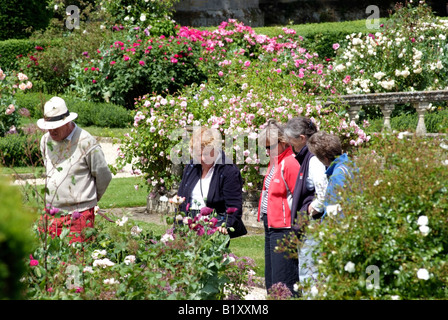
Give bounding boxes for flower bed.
[25,203,256,300]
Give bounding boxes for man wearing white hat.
[37,96,112,243]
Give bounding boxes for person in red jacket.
[257,119,301,296]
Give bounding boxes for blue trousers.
[263,215,299,296]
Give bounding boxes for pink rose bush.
[0,68,32,137]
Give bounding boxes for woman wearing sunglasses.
[257,119,301,296]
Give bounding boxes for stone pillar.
[380,103,395,131]
[348,106,361,122]
[413,102,429,136]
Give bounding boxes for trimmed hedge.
[14,92,132,128]
[0,133,42,168]
[366,108,448,133]
[0,38,63,72]
[255,19,387,59]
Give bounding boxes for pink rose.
[226,207,238,214]
[5,104,15,115]
[30,255,39,267]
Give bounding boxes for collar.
[295,145,309,165]
[65,123,77,141]
[273,145,295,165]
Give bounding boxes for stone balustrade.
[319,90,448,135]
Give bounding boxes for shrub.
[0,69,33,137]
[326,2,448,95]
[0,132,43,167]
[14,92,132,128]
[69,26,207,107]
[24,205,256,300]
[296,134,448,299]
[0,0,52,41]
[0,176,37,299]
[99,0,179,37]
[366,107,448,134]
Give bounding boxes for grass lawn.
[229,234,265,277]
[98,177,148,208]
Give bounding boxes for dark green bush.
[0,0,52,41]
[366,108,448,133]
[14,92,51,119]
[300,134,448,299]
[0,39,38,71]
[15,92,132,128]
[16,21,114,94]
[0,133,43,167]
[0,176,37,299]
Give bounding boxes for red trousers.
[38,208,95,244]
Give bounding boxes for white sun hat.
[37,97,78,130]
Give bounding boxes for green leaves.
[298,134,448,299]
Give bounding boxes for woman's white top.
[307,156,328,213]
[190,151,222,210]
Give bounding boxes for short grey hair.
[284,116,318,140]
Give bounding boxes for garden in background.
[1,0,448,300]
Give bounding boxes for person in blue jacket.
[298,131,353,292]
[307,131,354,219]
[177,126,247,238]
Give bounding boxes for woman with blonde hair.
[257,119,301,296]
[176,126,247,238]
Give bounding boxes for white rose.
[419,225,430,236]
[417,215,428,226]
[417,268,429,280]
[344,261,356,273]
[373,72,386,80]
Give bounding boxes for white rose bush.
[295,133,448,299]
[326,2,448,95]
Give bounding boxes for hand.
[217,226,228,235]
[308,205,319,217]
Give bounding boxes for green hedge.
[255,19,387,59]
[0,176,37,299]
[0,133,42,167]
[0,39,38,71]
[366,108,448,133]
[0,0,51,41]
[0,38,63,72]
[15,92,132,128]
